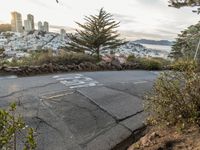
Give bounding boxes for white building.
[43,21,49,32]
[38,21,43,31]
[37,21,49,32]
[0,35,7,48]
[60,29,66,35]
[27,14,34,30]
[11,11,23,33]
[24,20,32,32]
[60,29,66,40]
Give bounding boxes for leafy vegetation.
[66,8,125,60]
[126,56,169,70]
[0,103,36,150]
[169,21,200,60]
[1,51,97,67]
[169,0,200,8]
[146,59,200,129]
[138,58,163,70]
[170,58,198,72]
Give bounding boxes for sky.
[0,0,199,40]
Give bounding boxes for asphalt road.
[0,70,159,150]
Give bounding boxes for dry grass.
[128,126,200,150]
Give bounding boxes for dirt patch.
[128,126,200,150]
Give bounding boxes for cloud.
[28,0,52,9]
[119,30,177,40]
[113,13,136,24]
[49,24,76,33]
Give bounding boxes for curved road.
[0,70,159,150]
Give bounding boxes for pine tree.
[169,0,200,7]
[66,8,126,60]
[169,22,200,60]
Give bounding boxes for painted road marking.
[53,74,101,89]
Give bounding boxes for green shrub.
[0,103,36,150]
[171,58,198,72]
[52,52,97,65]
[126,55,136,62]
[2,51,97,67]
[126,55,170,70]
[145,62,200,128]
[139,58,163,70]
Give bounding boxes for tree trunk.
[97,47,100,61]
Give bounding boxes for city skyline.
[0,0,199,40]
[10,11,49,33]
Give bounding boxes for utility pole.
[194,38,200,60]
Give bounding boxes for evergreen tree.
[169,0,200,13]
[66,8,126,60]
[169,0,200,7]
[169,22,200,60]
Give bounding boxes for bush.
[170,58,198,72]
[0,103,36,150]
[2,51,97,67]
[145,60,200,128]
[126,56,170,70]
[126,55,136,62]
[138,58,163,70]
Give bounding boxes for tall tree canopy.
[169,0,200,13]
[169,21,200,59]
[66,8,125,60]
[169,0,200,7]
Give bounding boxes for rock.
[48,63,53,73]
[149,132,160,141]
[67,64,76,70]
[4,67,19,72]
[140,135,150,147]
[139,132,160,147]
[97,61,107,70]
[111,59,122,70]
[77,65,83,71]
[79,63,86,70]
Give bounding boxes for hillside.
[0,31,169,58]
[134,39,173,46]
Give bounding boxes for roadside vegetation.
[128,1,200,149]
[146,59,200,127]
[1,51,97,67]
[0,50,170,73]
[0,103,36,150]
[126,55,170,70]
[128,59,200,150]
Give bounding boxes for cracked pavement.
[0,70,158,150]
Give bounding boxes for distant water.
[141,44,172,52]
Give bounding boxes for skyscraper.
[43,21,49,32]
[11,11,23,33]
[38,21,43,31]
[27,14,34,30]
[24,20,32,32]
[60,29,66,40]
